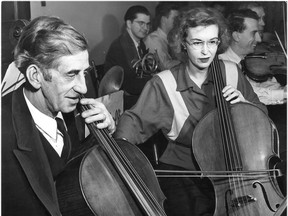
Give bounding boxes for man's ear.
[232,31,240,42]
[126,20,132,29]
[26,65,42,89]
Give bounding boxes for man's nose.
[74,73,87,95]
[255,32,262,43]
[143,25,149,32]
[259,19,265,27]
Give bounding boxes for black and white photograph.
[1,1,287,215]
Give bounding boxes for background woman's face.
[185,24,219,70]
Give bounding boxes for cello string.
[214,58,243,175]
[98,126,165,212]
[79,99,166,215]
[213,57,249,214]
[215,59,253,216]
[215,61,244,215]
[212,60,239,214]
[215,58,252,216]
[214,59,244,171]
[79,104,159,212]
[211,59,242,215]
[100,129,167,214]
[83,114,165,214]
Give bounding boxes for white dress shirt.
[24,90,65,156]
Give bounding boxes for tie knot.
[239,59,245,70]
[55,117,66,135]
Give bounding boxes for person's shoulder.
[106,35,124,55]
[145,30,161,41]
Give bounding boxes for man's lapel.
[120,30,139,68]
[12,86,61,216]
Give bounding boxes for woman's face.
[184,24,219,71]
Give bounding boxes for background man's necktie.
[138,39,148,59]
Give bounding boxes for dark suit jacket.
[1,86,86,216]
[104,30,151,109]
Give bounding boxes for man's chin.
[62,104,77,113]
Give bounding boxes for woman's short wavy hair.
[14,16,88,78]
[169,7,230,55]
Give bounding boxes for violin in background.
[243,31,287,84]
[243,52,286,83]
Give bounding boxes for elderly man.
[2,16,115,216]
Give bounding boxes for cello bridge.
[231,195,257,208]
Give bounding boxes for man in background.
[104,5,151,110]
[219,9,286,105]
[144,2,180,71]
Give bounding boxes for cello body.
[56,137,166,216]
[192,103,285,216]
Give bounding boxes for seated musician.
[114,7,267,216]
[104,5,152,110]
[2,16,115,216]
[239,3,287,105]
[144,2,181,71]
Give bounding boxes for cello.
[56,95,167,216]
[191,56,286,215]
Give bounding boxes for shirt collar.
[175,64,214,92]
[174,64,194,91]
[23,89,63,140]
[127,28,140,48]
[219,46,242,64]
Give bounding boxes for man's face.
[250,6,265,31]
[129,13,150,40]
[164,10,179,33]
[39,50,90,116]
[185,24,219,70]
[238,18,262,55]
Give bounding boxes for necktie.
[137,45,143,59]
[56,117,71,159]
[239,59,246,74]
[138,40,147,59]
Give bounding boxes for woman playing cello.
[114,7,277,216]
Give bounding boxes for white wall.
[30,1,157,65]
